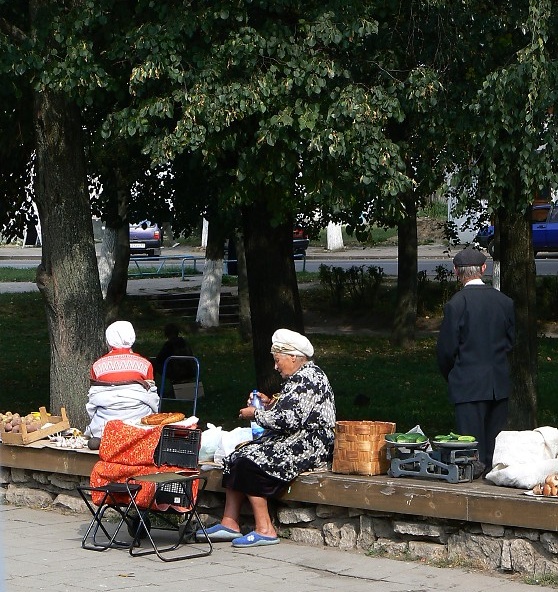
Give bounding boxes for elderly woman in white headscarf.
[197,328,336,549]
[84,321,159,439]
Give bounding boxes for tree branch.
[0,18,28,45]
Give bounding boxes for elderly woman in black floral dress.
[197,328,336,548]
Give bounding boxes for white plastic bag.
[199,423,223,463]
[213,427,253,466]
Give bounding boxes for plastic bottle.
[250,389,265,439]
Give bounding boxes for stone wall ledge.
[3,443,558,578]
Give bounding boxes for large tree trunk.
[33,88,105,431]
[391,199,418,347]
[243,201,304,393]
[235,229,252,342]
[499,205,538,430]
[196,217,225,327]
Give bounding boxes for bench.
[1,443,556,533]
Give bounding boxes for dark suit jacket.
[436,283,515,404]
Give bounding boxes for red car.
[293,227,309,258]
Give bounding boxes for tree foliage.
[101,2,412,227]
[1,0,558,425]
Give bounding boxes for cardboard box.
[173,381,204,401]
[0,406,70,446]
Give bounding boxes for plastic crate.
[155,478,194,507]
[154,426,201,469]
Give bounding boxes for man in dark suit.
[436,247,515,476]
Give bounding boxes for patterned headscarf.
[270,328,314,358]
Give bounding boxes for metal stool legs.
[77,483,141,551]
[126,473,213,562]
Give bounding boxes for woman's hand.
[248,390,273,407]
[238,406,256,420]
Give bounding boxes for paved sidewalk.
[2,504,553,592]
[0,242,454,261]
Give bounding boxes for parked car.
[474,203,558,257]
[293,227,310,258]
[129,221,162,257]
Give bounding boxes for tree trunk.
[98,227,117,300]
[201,218,209,248]
[391,200,418,347]
[103,180,131,323]
[326,222,344,251]
[243,201,304,393]
[499,206,538,430]
[196,217,225,327]
[33,88,105,431]
[104,220,130,323]
[235,229,252,342]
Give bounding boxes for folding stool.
[125,472,212,562]
[77,482,142,551]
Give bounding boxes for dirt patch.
[418,217,447,244]
[377,217,446,246]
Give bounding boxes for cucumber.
[396,436,414,443]
[457,435,476,442]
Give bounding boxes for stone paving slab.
[1,505,555,592]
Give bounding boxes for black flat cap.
[453,247,487,267]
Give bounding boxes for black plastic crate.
[155,478,194,506]
[154,427,201,469]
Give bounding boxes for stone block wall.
[3,465,558,578]
[196,480,558,577]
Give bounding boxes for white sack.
[485,426,558,489]
[199,423,223,463]
[213,427,253,466]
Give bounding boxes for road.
[4,245,558,277]
[0,255,463,276]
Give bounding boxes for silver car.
[129,221,162,257]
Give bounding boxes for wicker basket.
[332,420,396,476]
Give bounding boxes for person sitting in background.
[154,323,197,398]
[84,320,159,439]
[196,328,336,548]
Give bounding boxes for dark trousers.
[222,457,288,498]
[454,398,508,470]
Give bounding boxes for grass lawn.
[1,285,558,437]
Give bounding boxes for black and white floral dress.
[223,361,336,486]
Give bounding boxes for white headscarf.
[105,321,136,349]
[270,328,314,358]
